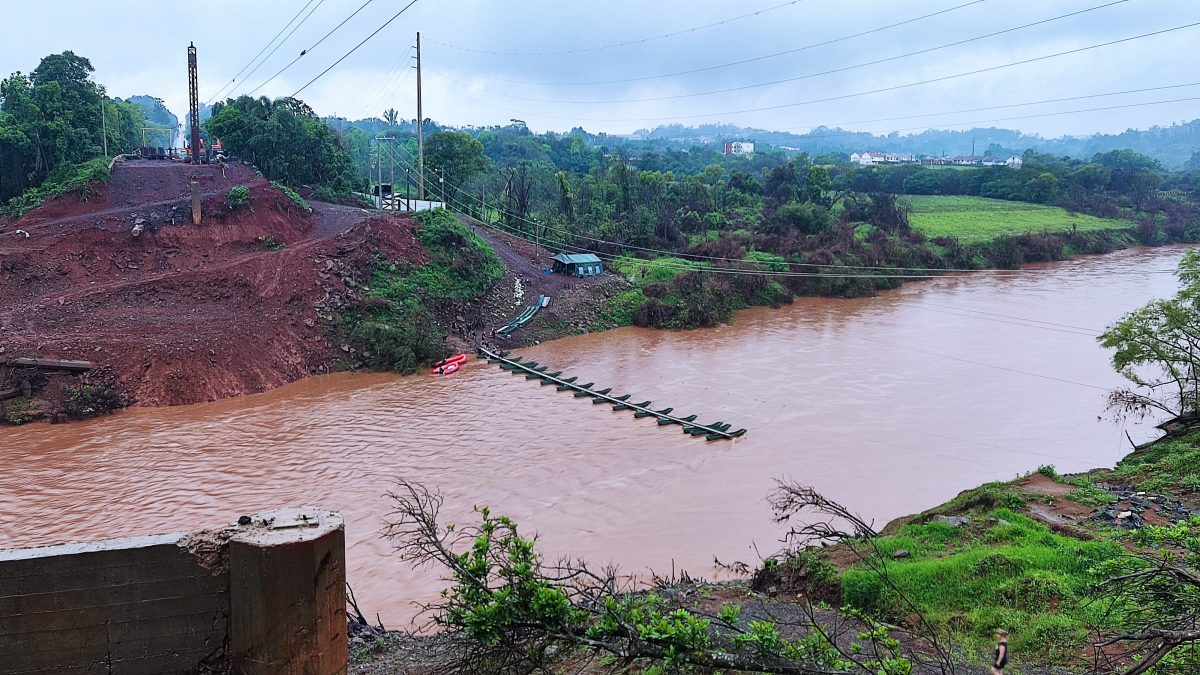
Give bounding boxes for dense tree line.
[0,51,149,206]
[207,95,360,195]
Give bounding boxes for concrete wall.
[0,508,346,675]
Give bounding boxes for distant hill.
[124,95,178,131]
[629,120,1200,169]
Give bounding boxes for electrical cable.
[227,0,328,99]
[292,0,424,97]
[453,0,1133,104]
[386,141,1178,277]
[205,0,318,103]
[431,21,1200,123]
[433,0,987,86]
[244,0,380,98]
[425,0,809,57]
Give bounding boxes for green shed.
[551,253,603,278]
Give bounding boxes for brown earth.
[0,159,424,410]
[456,214,632,347]
[0,160,621,418]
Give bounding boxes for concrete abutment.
[0,507,347,674]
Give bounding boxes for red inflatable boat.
[431,353,468,375]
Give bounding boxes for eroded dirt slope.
[0,159,424,407]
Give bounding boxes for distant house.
[981,156,1005,167]
[723,141,754,156]
[551,253,603,278]
[952,155,984,166]
[1005,155,1024,169]
[850,151,886,166]
[852,151,916,165]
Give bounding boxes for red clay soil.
[0,159,426,407]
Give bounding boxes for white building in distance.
[724,141,754,156]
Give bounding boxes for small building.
[551,253,603,277]
[1005,155,1024,169]
[851,151,886,166]
[723,141,754,156]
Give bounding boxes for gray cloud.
[1,0,1196,137]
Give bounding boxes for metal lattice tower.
[187,42,200,165]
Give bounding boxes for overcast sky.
[2,0,1197,138]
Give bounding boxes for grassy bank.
[600,222,1133,331]
[0,158,110,219]
[802,432,1200,667]
[342,209,503,373]
[906,195,1136,243]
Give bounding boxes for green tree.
[1024,172,1060,203]
[1099,249,1200,419]
[0,51,106,202]
[766,200,833,236]
[207,95,358,193]
[424,131,487,197]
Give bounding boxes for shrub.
[1,158,111,217]
[227,185,250,210]
[271,181,312,213]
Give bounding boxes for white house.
[1005,155,1024,169]
[850,151,886,166]
[723,141,754,156]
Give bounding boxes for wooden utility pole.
[416,31,425,200]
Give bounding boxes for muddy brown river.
[0,246,1188,623]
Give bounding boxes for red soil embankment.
[0,160,425,407]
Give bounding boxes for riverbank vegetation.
[342,209,503,373]
[353,253,1200,674]
[327,118,1200,330]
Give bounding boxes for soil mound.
[0,160,425,409]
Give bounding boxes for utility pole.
[100,102,108,158]
[376,145,383,208]
[188,42,201,165]
[416,31,424,200]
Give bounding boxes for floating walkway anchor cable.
[478,347,746,441]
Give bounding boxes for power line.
[768,95,1200,141]
[244,0,380,98]
[856,336,1111,390]
[433,20,1200,123]
[385,144,1178,279]
[433,0,986,86]
[292,0,424,98]
[432,70,1200,141]
[453,0,1129,103]
[917,303,1104,333]
[362,49,416,117]
[764,81,1200,134]
[425,0,809,57]
[205,0,318,104]
[227,0,329,99]
[913,306,1099,336]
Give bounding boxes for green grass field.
[905,195,1135,243]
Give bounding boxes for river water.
[0,246,1187,623]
